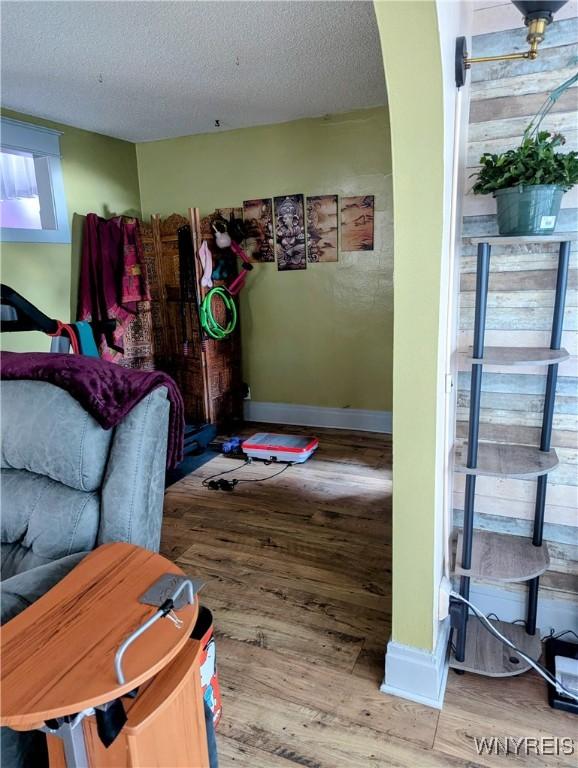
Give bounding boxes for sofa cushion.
[1,551,89,625]
[0,469,100,579]
[0,556,90,768]
[1,380,112,491]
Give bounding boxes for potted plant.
[472,131,578,236]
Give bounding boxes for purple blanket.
[0,352,184,468]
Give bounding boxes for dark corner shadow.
[69,212,84,320]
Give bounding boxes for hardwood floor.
[162,425,577,768]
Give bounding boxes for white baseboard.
[380,618,451,709]
[243,401,392,433]
[469,583,578,635]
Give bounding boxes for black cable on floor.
[202,458,251,487]
[235,462,292,485]
[202,459,293,491]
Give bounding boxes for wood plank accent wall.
[454,10,578,604]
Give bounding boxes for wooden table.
[1,542,209,767]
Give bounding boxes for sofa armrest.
[99,388,169,553]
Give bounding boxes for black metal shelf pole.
[527,240,570,635]
[455,242,491,663]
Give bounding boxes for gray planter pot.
[494,184,564,236]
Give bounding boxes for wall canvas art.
[306,195,338,263]
[341,195,374,251]
[274,194,306,271]
[243,198,275,262]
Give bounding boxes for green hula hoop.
[200,286,237,340]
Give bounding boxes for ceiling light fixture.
[455,0,568,87]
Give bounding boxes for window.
[0,117,70,243]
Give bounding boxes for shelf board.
[468,233,578,245]
[449,619,542,677]
[455,442,558,479]
[465,346,570,367]
[454,531,549,582]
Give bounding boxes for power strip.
[555,655,578,698]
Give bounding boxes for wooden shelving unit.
[454,530,550,583]
[465,346,570,366]
[450,232,576,677]
[450,619,543,677]
[455,442,558,478]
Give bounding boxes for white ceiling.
[1,1,386,143]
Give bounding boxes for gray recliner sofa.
[1,379,170,767]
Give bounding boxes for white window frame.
[1,117,70,244]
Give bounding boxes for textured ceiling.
[1,1,386,142]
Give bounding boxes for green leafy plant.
[472,131,578,195]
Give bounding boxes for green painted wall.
[374,0,446,652]
[0,5,447,657]
[137,107,393,411]
[1,110,141,351]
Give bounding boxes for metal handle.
[114,579,196,685]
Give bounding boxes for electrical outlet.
[244,385,251,401]
[438,576,452,620]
